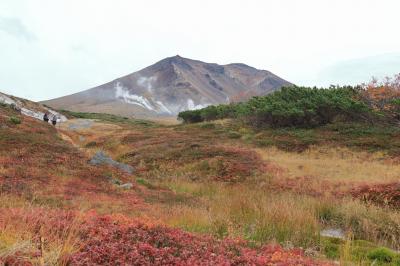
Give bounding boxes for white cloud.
[0,0,399,101]
[0,17,36,41]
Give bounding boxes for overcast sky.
[1,0,399,101]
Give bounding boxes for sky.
[0,0,399,101]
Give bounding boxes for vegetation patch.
[8,116,21,125]
[351,182,400,209]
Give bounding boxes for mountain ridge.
[42,55,292,119]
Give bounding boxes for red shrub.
[68,213,330,265]
[0,208,331,265]
[351,182,400,209]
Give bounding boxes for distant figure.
[52,115,57,126]
[43,113,49,123]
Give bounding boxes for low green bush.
[136,178,156,189]
[227,131,241,139]
[9,116,21,125]
[367,247,398,263]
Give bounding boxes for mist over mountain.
[43,56,291,118]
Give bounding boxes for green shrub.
[254,139,273,147]
[227,131,241,139]
[322,237,343,259]
[136,178,156,189]
[178,86,373,128]
[59,110,157,127]
[200,123,216,129]
[367,247,397,263]
[9,116,21,125]
[178,109,203,123]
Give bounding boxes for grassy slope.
[57,111,400,264]
[0,107,330,265]
[2,105,400,264]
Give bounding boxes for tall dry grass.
[258,146,400,184]
[153,179,400,250]
[0,195,85,265]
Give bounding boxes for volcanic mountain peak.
[43,56,292,119]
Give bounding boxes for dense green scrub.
[178,86,399,127]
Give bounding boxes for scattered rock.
[119,183,133,190]
[90,151,134,174]
[320,228,345,239]
[105,175,133,189]
[304,247,319,257]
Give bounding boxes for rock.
[89,151,134,174]
[304,247,319,257]
[320,228,345,239]
[119,183,133,190]
[0,92,67,122]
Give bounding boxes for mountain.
[42,56,291,119]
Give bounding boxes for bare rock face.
[0,92,67,123]
[42,56,292,119]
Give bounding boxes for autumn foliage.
[361,73,400,119]
[351,182,400,209]
[0,208,330,266]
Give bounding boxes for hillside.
[0,99,331,265]
[0,91,67,122]
[42,56,291,119]
[4,86,400,264]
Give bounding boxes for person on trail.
[43,113,49,123]
[51,115,57,126]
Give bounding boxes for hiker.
[43,113,49,122]
[51,115,57,126]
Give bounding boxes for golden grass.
[149,178,400,251]
[154,180,320,247]
[0,194,84,265]
[55,118,400,251]
[257,146,400,183]
[4,114,400,264]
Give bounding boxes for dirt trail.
[56,119,96,151]
[57,118,125,161]
[59,131,79,148]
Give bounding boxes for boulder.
[90,151,134,174]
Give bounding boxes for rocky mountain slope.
[42,56,291,119]
[0,91,67,122]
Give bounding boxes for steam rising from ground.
[114,81,211,115]
[137,76,156,93]
[187,99,209,110]
[115,82,155,111]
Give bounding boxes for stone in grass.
[90,151,134,174]
[104,174,132,189]
[320,228,345,239]
[119,183,133,190]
